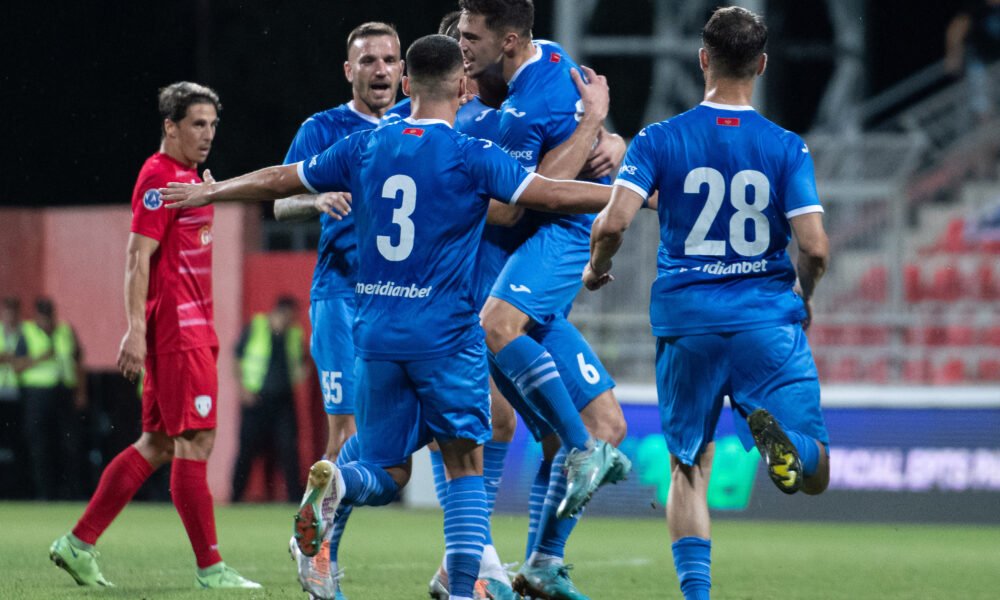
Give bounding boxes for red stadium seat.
[938,218,968,253]
[982,326,1000,347]
[902,359,931,383]
[859,265,888,303]
[829,357,861,383]
[977,359,1000,382]
[974,260,999,301]
[931,358,967,384]
[928,265,962,302]
[945,325,976,346]
[904,264,923,302]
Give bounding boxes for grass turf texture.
[5,501,996,599]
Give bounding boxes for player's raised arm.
[535,66,609,180]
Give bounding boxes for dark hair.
[34,297,54,319]
[346,21,399,57]
[406,34,465,99]
[158,81,221,132]
[1,297,20,313]
[702,6,768,79]
[439,11,462,39]
[459,0,533,37]
[275,295,299,312]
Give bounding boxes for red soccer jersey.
[130,152,218,355]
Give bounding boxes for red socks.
[72,445,153,545]
[171,458,222,568]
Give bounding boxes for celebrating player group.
[49,2,831,599]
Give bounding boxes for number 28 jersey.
[298,118,534,360]
[615,102,823,336]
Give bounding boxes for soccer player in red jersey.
[49,82,261,590]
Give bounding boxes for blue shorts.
[655,323,829,466]
[491,316,615,441]
[310,297,356,415]
[489,221,588,324]
[355,343,492,468]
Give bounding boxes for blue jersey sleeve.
[284,117,329,165]
[464,138,535,204]
[781,137,822,218]
[613,126,659,200]
[298,133,360,194]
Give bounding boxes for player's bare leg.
[324,414,357,461]
[667,445,714,600]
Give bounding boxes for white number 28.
[683,167,770,257]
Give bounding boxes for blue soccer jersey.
[499,41,609,233]
[456,97,534,307]
[298,118,535,360]
[383,98,412,122]
[614,101,823,336]
[284,101,381,300]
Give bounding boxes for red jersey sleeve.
[131,170,176,242]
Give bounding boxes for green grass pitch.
[4,501,997,599]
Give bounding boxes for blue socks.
[340,460,399,507]
[492,336,590,450]
[444,476,488,600]
[429,448,449,506]
[784,430,821,477]
[671,537,711,600]
[482,440,509,545]
[325,435,362,560]
[525,458,552,560]
[532,447,580,560]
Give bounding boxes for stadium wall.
[0,205,247,501]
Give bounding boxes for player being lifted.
[163,34,616,600]
[586,7,831,600]
[49,83,260,590]
[424,12,625,600]
[270,21,403,600]
[459,1,630,597]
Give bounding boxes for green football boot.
[483,576,522,599]
[49,534,114,587]
[195,562,262,589]
[558,440,630,518]
[748,408,803,494]
[512,563,589,600]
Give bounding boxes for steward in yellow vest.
[0,298,24,402]
[231,296,305,503]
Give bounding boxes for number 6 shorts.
[310,296,357,415]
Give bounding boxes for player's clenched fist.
[117,328,146,383]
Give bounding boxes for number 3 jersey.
[298,118,534,360]
[614,102,823,337]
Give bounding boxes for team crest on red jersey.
[198,224,212,246]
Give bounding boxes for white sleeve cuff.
[297,161,319,194]
[785,205,824,219]
[509,172,538,204]
[613,179,650,201]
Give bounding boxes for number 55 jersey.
[614,101,823,337]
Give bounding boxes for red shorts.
[142,346,218,437]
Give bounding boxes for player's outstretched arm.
[517,175,611,214]
[536,66,609,181]
[161,165,350,221]
[790,212,829,329]
[274,192,353,222]
[117,233,159,382]
[584,185,645,290]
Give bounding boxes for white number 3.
[378,174,417,261]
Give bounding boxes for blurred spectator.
[14,297,86,499]
[231,296,305,502]
[0,297,29,497]
[946,0,1000,121]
